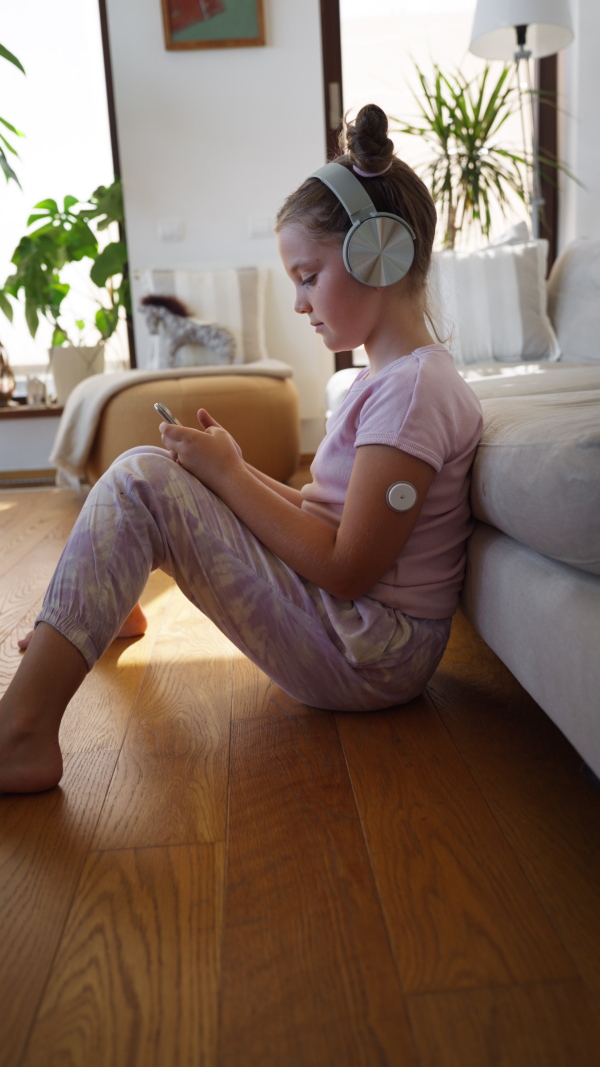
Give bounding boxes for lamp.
[469,0,574,238]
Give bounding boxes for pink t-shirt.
[301,345,483,618]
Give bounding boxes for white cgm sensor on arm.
[386,482,418,512]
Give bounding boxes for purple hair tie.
[352,161,393,178]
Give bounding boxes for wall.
[0,416,60,474]
[559,0,600,248]
[105,0,333,453]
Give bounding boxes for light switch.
[158,217,185,241]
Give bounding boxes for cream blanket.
[50,360,293,489]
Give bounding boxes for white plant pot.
[49,344,104,406]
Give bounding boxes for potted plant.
[0,179,131,404]
[389,62,572,249]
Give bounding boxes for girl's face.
[277,223,383,353]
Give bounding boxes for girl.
[0,104,482,794]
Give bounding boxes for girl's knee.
[110,445,172,467]
[99,447,211,520]
[102,449,180,496]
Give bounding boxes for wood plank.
[21,842,224,1067]
[335,699,576,995]
[0,510,83,657]
[219,714,419,1066]
[0,490,82,704]
[0,751,119,1067]
[58,570,175,755]
[407,981,600,1067]
[426,611,600,1001]
[0,571,174,759]
[91,589,232,850]
[0,599,62,705]
[0,488,80,577]
[231,652,319,721]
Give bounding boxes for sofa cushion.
[462,362,600,400]
[325,362,600,419]
[140,266,269,365]
[461,523,600,778]
[547,238,600,363]
[429,240,560,364]
[470,390,600,575]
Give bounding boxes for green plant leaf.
[95,304,120,340]
[33,198,59,213]
[26,212,49,226]
[51,327,68,347]
[0,43,25,74]
[0,147,19,185]
[63,218,98,261]
[24,298,39,338]
[118,271,132,316]
[0,131,20,156]
[83,181,124,232]
[63,194,78,212]
[0,115,24,136]
[90,241,127,287]
[0,290,13,321]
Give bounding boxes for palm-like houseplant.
[0,41,25,187]
[389,62,558,249]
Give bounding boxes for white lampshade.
[470,0,574,59]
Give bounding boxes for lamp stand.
[514,24,544,239]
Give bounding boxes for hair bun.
[344,104,394,173]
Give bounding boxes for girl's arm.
[160,422,434,600]
[197,407,304,507]
[243,463,304,507]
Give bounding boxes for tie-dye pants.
[36,448,451,711]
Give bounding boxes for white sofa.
[326,237,600,778]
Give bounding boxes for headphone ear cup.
[343,215,415,287]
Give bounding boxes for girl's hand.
[159,419,244,490]
[197,408,243,458]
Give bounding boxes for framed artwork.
[161,0,265,50]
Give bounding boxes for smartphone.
[154,402,181,425]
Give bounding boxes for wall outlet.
[157,217,185,241]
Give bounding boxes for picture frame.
[161,0,265,50]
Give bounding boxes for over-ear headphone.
[310,161,415,287]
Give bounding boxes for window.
[339,0,530,250]
[0,0,124,384]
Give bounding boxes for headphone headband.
[310,162,378,224]
[309,162,415,287]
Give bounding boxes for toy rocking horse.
[140,295,235,367]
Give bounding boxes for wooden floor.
[1,487,599,1067]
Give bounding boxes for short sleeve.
[353,356,459,473]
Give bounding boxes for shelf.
[0,404,64,419]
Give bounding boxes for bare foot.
[17,630,33,652]
[0,725,63,793]
[116,602,148,639]
[1,623,87,793]
[18,603,148,653]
